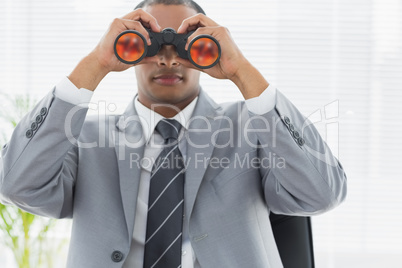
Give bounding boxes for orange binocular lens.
[114,32,146,64]
[189,36,220,68]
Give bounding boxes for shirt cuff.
[54,76,94,107]
[244,83,277,115]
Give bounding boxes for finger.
[121,8,161,33]
[118,19,152,45]
[177,13,219,34]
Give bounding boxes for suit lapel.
[184,89,223,218]
[112,90,223,240]
[113,99,145,241]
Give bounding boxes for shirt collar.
[134,95,198,143]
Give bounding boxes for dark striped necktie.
[144,119,185,268]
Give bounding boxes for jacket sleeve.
[249,89,347,216]
[0,88,89,219]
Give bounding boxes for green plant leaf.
[0,93,68,267]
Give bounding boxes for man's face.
[134,4,200,108]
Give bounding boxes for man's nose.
[157,45,180,68]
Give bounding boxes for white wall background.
[1,0,402,267]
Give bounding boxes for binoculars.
[114,28,221,69]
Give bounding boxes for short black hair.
[135,0,206,15]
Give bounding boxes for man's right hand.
[92,9,162,73]
[68,9,161,91]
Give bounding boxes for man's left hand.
[177,13,248,80]
[177,13,269,99]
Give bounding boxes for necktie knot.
[156,119,182,142]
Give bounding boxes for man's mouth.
[153,74,183,86]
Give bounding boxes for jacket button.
[40,107,48,116]
[26,129,33,139]
[111,251,124,262]
[31,122,38,131]
[288,124,295,133]
[298,137,305,146]
[283,116,291,125]
[293,130,300,139]
[36,115,43,124]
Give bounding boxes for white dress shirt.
[54,76,277,267]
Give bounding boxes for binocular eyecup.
[114,28,221,69]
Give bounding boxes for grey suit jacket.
[0,87,347,268]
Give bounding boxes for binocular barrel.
[114,28,221,69]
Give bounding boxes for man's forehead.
[144,4,198,31]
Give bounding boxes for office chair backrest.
[270,213,315,268]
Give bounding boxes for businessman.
[0,0,347,267]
